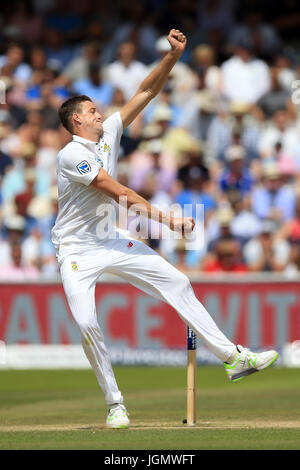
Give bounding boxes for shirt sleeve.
[59,147,101,186]
[102,112,123,143]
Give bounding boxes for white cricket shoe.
[106,404,130,429]
[224,345,279,382]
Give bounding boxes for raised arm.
[119,29,186,129]
[90,168,194,234]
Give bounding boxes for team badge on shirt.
[104,143,111,153]
[76,160,91,174]
[71,261,78,271]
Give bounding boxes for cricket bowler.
[52,29,278,428]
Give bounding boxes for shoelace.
[108,406,129,418]
[240,348,257,367]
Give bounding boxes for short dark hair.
[58,95,92,133]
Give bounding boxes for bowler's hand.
[170,217,195,235]
[168,29,187,56]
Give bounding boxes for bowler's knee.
[76,318,99,334]
[173,270,190,292]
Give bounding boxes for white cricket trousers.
[59,234,236,405]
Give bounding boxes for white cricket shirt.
[51,112,123,257]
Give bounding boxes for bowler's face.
[77,101,103,135]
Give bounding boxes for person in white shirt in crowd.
[243,219,290,272]
[221,39,270,105]
[104,41,148,101]
[258,108,300,162]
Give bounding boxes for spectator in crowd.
[221,40,270,105]
[43,29,75,71]
[0,42,32,85]
[0,121,40,157]
[29,47,48,76]
[21,225,43,269]
[0,215,25,267]
[13,190,38,237]
[0,242,40,280]
[273,53,297,91]
[62,40,103,83]
[203,238,248,273]
[72,63,114,110]
[1,143,51,202]
[229,192,262,246]
[207,101,261,164]
[143,84,183,128]
[177,141,209,189]
[39,83,69,129]
[36,129,61,182]
[284,242,300,277]
[219,144,254,196]
[178,72,220,142]
[26,63,69,117]
[129,138,177,194]
[251,164,296,223]
[191,44,221,94]
[258,108,300,161]
[243,219,290,272]
[256,66,294,119]
[104,88,127,119]
[105,41,148,101]
[174,165,216,221]
[206,206,236,252]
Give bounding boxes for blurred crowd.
[1,0,300,279]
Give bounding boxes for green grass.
[0,366,299,449]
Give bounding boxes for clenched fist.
[170,217,195,235]
[167,29,187,56]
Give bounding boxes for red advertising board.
[0,280,299,349]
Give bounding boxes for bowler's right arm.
[90,168,194,234]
